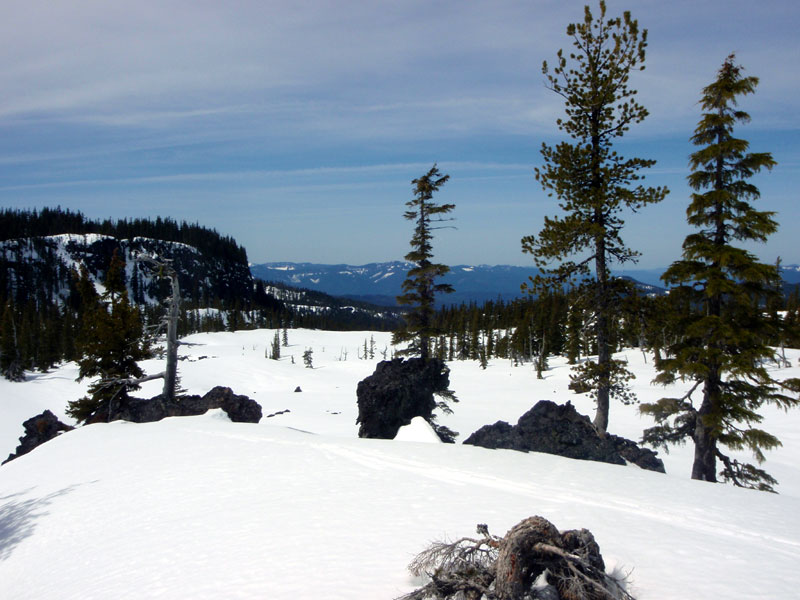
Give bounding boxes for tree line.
[0,207,248,266]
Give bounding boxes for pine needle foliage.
[522,1,667,431]
[395,165,455,360]
[67,255,151,423]
[640,55,800,492]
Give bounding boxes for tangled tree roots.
[398,517,634,600]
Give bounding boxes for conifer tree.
[68,257,150,423]
[565,298,584,365]
[270,331,281,360]
[394,165,455,360]
[641,56,800,491]
[521,1,667,431]
[0,300,25,381]
[104,248,126,301]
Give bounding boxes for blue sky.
[1,0,798,268]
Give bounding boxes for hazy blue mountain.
[781,265,800,285]
[250,262,669,306]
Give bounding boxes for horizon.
[1,1,798,269]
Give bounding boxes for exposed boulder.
[3,410,74,465]
[109,386,262,424]
[463,400,664,473]
[356,357,455,441]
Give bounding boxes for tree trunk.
[690,122,727,482]
[691,380,718,482]
[162,271,180,402]
[591,110,611,433]
[594,237,611,433]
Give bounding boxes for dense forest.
[0,207,248,266]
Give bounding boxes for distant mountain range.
[251,261,800,306]
[250,261,673,306]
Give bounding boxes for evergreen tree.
[0,300,25,381]
[104,248,126,301]
[270,330,281,360]
[67,257,150,423]
[565,298,584,365]
[394,165,455,360]
[641,56,800,491]
[521,1,667,431]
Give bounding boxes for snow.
[2,328,800,599]
[394,416,442,443]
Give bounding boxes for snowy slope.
[2,329,800,599]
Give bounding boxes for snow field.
[2,328,800,599]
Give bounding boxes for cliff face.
[0,233,253,307]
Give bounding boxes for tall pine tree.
[640,55,800,491]
[68,256,150,423]
[521,1,667,431]
[0,300,25,381]
[394,165,455,360]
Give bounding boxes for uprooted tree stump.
[398,516,634,600]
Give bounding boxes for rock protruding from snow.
[111,386,262,424]
[394,416,442,443]
[463,400,665,473]
[356,358,450,440]
[2,410,74,465]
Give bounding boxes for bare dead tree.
[135,253,181,402]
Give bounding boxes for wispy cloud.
[0,160,535,193]
[1,0,798,266]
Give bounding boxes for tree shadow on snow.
[0,484,85,561]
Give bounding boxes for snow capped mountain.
[251,261,541,306]
[254,260,800,306]
[250,261,670,306]
[781,264,800,285]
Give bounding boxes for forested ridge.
[0,207,248,265]
[0,208,405,378]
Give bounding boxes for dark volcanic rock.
[202,386,263,423]
[463,400,664,473]
[111,386,262,424]
[356,357,451,439]
[3,410,74,465]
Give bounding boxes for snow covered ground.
[2,329,800,599]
